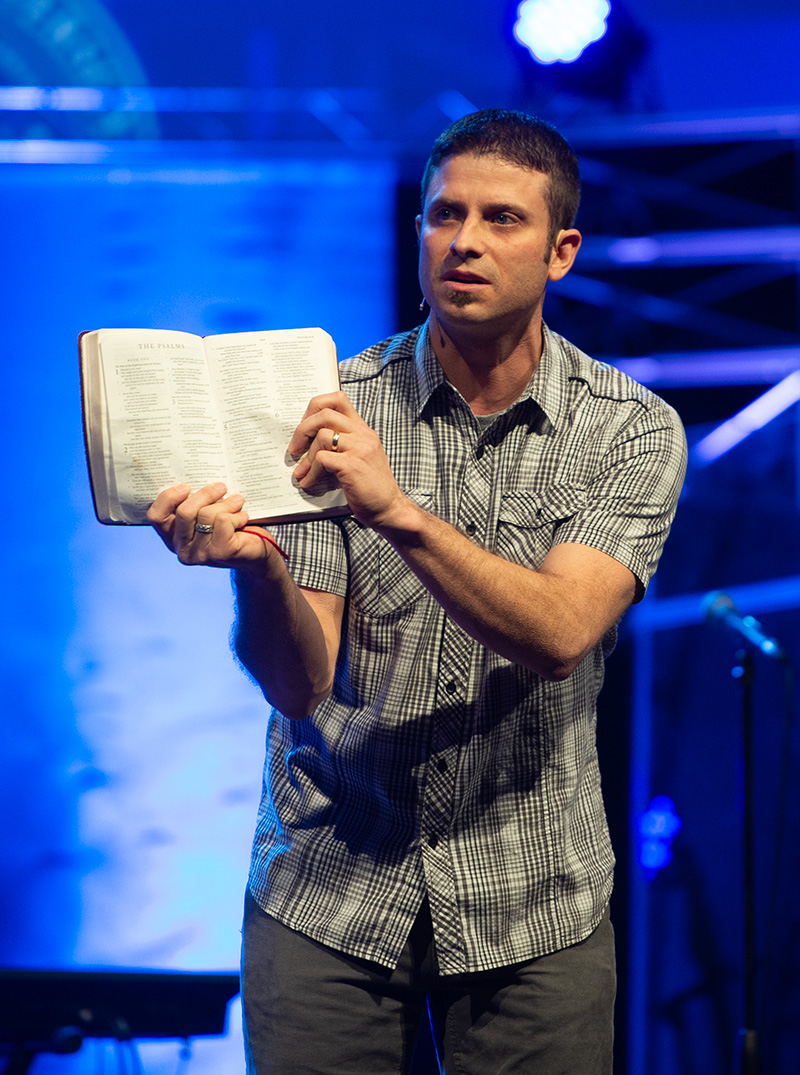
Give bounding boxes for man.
[149,109,686,1074]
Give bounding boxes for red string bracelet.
[240,528,290,561]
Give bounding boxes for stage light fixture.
[513,0,610,65]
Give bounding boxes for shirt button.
[445,680,457,695]
[465,522,477,537]
[428,834,440,849]
[476,444,485,460]
[436,757,449,773]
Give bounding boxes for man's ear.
[415,214,422,239]
[548,228,582,282]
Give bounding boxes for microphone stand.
[731,648,759,1075]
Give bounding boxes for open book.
[80,327,350,525]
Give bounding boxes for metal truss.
[2,87,796,397]
[569,113,800,1075]
[558,112,800,379]
[2,88,797,402]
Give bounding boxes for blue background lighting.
[2,1,800,1072]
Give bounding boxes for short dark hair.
[421,108,581,244]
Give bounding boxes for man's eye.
[495,213,514,225]
[437,207,453,221]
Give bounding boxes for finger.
[290,416,356,463]
[289,398,358,456]
[238,526,290,561]
[293,427,345,481]
[175,492,245,554]
[146,483,191,526]
[287,410,337,457]
[191,501,249,541]
[295,444,350,492]
[176,504,257,567]
[187,514,290,568]
[299,391,358,423]
[172,483,238,544]
[187,497,248,544]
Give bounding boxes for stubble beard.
[445,289,476,308]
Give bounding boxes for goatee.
[446,290,476,308]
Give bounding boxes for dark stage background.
[2,1,799,1072]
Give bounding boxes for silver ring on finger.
[195,521,214,534]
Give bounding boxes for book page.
[203,329,346,520]
[98,330,229,521]
[80,331,112,521]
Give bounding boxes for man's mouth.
[442,270,490,287]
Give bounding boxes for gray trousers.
[241,891,615,1075]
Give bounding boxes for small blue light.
[637,795,681,878]
[640,840,671,871]
[513,0,610,65]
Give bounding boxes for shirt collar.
[413,323,450,412]
[413,320,567,431]
[524,324,567,432]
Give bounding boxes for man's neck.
[428,312,545,416]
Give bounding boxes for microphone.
[702,590,786,661]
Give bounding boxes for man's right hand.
[148,480,341,717]
[146,482,279,573]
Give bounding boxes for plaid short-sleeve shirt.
[247,323,686,975]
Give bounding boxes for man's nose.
[449,216,484,258]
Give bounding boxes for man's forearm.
[374,499,635,681]
[232,561,338,719]
[286,391,636,680]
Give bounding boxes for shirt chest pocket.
[345,490,435,619]
[495,483,587,570]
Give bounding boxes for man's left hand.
[289,391,411,531]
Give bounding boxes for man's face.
[416,152,577,338]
